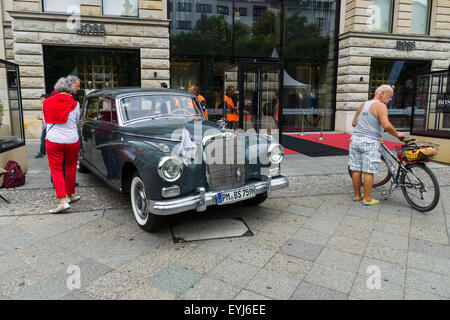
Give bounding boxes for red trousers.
[46,139,80,198]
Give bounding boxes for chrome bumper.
[148,176,289,216]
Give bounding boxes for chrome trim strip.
[148,176,289,216]
[121,132,182,142]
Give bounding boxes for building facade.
[1,0,170,141]
[336,0,450,133]
[1,0,449,144]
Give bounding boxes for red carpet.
[286,133,403,151]
[283,147,300,155]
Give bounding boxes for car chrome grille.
[203,134,245,192]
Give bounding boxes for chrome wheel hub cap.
[134,181,148,220]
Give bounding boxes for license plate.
[217,186,256,205]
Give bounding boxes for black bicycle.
[348,138,440,212]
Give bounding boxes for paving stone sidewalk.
[0,142,449,300]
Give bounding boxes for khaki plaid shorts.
[348,135,382,174]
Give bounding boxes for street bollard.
[298,109,306,136]
[317,110,325,141]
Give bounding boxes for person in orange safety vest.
[188,85,208,120]
[224,86,238,128]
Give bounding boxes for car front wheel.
[130,173,165,232]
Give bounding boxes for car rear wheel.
[130,172,165,232]
[242,192,268,206]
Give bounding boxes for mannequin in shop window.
[305,90,318,109]
[305,81,320,127]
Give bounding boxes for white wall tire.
[130,173,164,232]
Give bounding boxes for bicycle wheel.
[348,157,392,188]
[400,164,440,212]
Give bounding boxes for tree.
[283,10,329,61]
[171,14,233,56]
[170,10,330,61]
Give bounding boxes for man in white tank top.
[349,85,404,206]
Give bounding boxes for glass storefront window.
[411,0,430,35]
[371,0,393,33]
[170,0,338,131]
[234,0,281,59]
[412,72,450,138]
[43,0,80,13]
[0,61,25,153]
[43,47,141,100]
[283,0,337,131]
[103,0,138,17]
[369,59,431,130]
[170,1,233,56]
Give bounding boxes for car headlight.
[268,144,284,164]
[158,156,183,182]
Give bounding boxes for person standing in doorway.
[35,94,50,158]
[43,76,81,213]
[224,86,238,129]
[349,85,404,206]
[189,85,208,120]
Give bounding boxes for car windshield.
[119,95,203,122]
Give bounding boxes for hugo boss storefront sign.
[76,23,106,36]
[436,94,450,113]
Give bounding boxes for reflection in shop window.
[315,16,325,29]
[253,6,267,23]
[103,0,138,17]
[369,59,431,130]
[196,4,212,13]
[43,0,80,13]
[411,0,430,35]
[178,2,192,12]
[371,0,393,33]
[217,5,229,15]
[177,20,192,30]
[169,0,338,131]
[235,7,247,16]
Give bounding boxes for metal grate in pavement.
[169,217,253,243]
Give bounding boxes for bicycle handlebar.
[399,137,416,144]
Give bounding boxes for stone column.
[393,0,412,34]
[430,0,450,36]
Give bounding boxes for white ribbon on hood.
[180,127,197,159]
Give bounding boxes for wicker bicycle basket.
[396,141,439,162]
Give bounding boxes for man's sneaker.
[34,153,44,159]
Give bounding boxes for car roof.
[85,87,197,99]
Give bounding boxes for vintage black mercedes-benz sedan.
[78,88,288,231]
